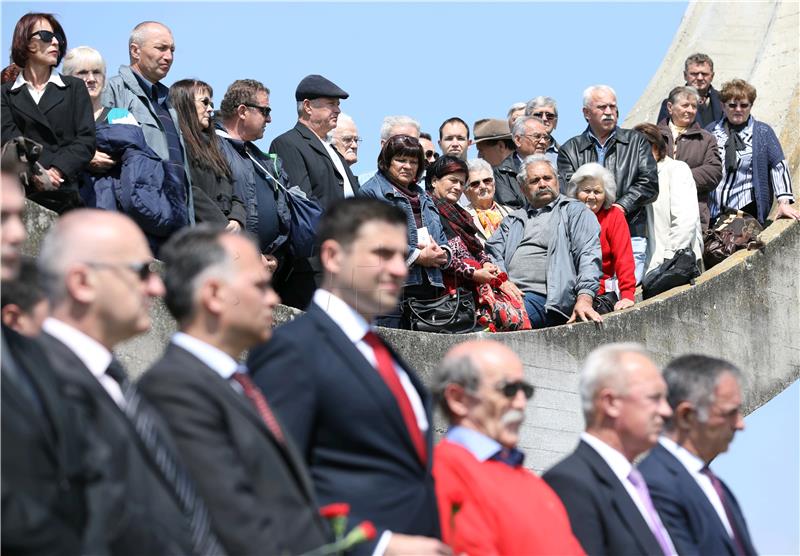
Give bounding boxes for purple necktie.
[628,468,674,556]
[701,466,748,556]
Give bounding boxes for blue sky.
[3,1,797,552]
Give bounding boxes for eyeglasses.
[468,177,494,188]
[196,97,214,109]
[244,104,272,118]
[532,111,557,121]
[726,102,751,109]
[495,380,535,399]
[425,150,439,160]
[522,133,550,143]
[86,260,160,281]
[339,135,363,145]
[30,30,60,43]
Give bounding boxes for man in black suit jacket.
[35,209,223,555]
[656,53,723,127]
[139,225,330,555]
[269,74,359,309]
[639,355,757,555]
[249,199,450,556]
[543,343,676,556]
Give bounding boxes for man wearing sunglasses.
[431,340,584,555]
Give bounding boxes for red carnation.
[319,502,350,519]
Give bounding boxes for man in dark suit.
[35,209,223,555]
[139,225,330,555]
[656,53,723,128]
[269,74,359,308]
[1,158,87,555]
[639,355,757,555]
[543,343,676,556]
[249,198,450,556]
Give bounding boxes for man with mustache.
[486,155,603,328]
[639,355,757,555]
[558,85,658,283]
[431,340,585,555]
[329,112,360,167]
[543,343,676,556]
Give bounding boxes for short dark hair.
[377,135,425,182]
[481,138,516,151]
[317,198,407,252]
[438,117,470,140]
[219,79,270,121]
[11,13,68,68]
[159,224,231,324]
[684,53,714,72]
[425,155,468,190]
[419,131,433,141]
[633,122,666,162]
[1,257,45,312]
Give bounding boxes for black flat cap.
[295,74,349,101]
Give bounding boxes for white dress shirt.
[321,140,356,198]
[659,436,735,537]
[41,317,122,407]
[581,432,677,555]
[11,68,65,104]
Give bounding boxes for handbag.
[403,287,477,334]
[474,274,532,332]
[592,291,619,315]
[641,247,701,299]
[702,209,764,269]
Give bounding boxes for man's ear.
[443,383,472,419]
[66,265,96,305]
[674,401,696,431]
[319,239,343,277]
[199,277,226,316]
[582,106,590,122]
[599,387,621,419]
[129,42,140,64]
[1,304,22,329]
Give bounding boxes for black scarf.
[724,119,747,175]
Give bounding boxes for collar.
[659,436,705,474]
[525,194,561,217]
[581,431,633,483]
[587,126,618,147]
[132,70,168,105]
[42,317,112,381]
[313,289,371,344]
[11,68,65,91]
[446,426,502,461]
[171,332,239,380]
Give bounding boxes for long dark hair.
[170,79,231,180]
[11,13,67,68]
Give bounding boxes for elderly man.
[139,226,330,555]
[473,118,515,168]
[525,96,561,165]
[486,155,602,328]
[558,85,658,282]
[249,199,450,556]
[103,20,193,226]
[329,112,360,167]
[639,355,757,556]
[358,115,422,184]
[657,53,723,128]
[35,210,223,555]
[507,101,526,130]
[494,116,551,208]
[438,117,471,160]
[464,158,513,243]
[543,343,676,556]
[432,340,585,555]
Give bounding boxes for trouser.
[522,291,567,329]
[631,236,648,285]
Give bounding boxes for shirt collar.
[525,194,561,217]
[658,436,705,473]
[581,431,633,482]
[446,426,502,461]
[42,317,112,380]
[132,70,168,105]
[171,332,239,380]
[587,126,617,147]
[11,68,66,91]
[313,288,371,343]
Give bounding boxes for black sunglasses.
[244,104,272,118]
[496,380,535,399]
[196,97,214,109]
[532,111,557,121]
[30,30,60,43]
[87,261,159,281]
[425,150,439,160]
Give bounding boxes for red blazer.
[596,206,636,301]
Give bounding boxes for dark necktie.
[230,368,285,444]
[105,359,225,556]
[701,465,749,556]
[362,331,427,465]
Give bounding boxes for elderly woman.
[358,135,450,328]
[707,79,799,224]
[1,12,94,213]
[658,85,722,230]
[635,123,703,274]
[464,158,513,243]
[170,79,245,231]
[568,163,635,312]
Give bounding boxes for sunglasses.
[30,30,61,43]
[425,150,440,160]
[245,104,272,118]
[495,380,535,399]
[87,260,160,281]
[532,111,557,121]
[196,97,214,109]
[468,177,494,188]
[726,102,751,109]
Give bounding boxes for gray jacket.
[485,195,602,318]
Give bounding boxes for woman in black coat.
[1,12,94,213]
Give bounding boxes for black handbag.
[403,287,477,334]
[592,291,619,315]
[641,247,701,299]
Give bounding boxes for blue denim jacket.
[357,171,447,288]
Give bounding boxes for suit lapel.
[6,86,54,135]
[37,80,67,117]
[719,477,756,555]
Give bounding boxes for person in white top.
[543,342,677,556]
[639,355,757,555]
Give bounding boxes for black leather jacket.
[557,127,658,237]
[492,153,524,208]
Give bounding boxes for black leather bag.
[403,287,477,334]
[642,247,701,299]
[592,291,619,315]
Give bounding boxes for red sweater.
[433,440,585,556]
[595,206,636,301]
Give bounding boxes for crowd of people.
[0,11,791,555]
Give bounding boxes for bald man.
[431,340,584,555]
[36,210,222,555]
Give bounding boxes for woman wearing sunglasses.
[170,79,245,232]
[1,13,95,214]
[706,78,799,225]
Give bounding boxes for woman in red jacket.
[568,163,636,312]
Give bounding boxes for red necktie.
[362,331,427,465]
[231,371,286,445]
